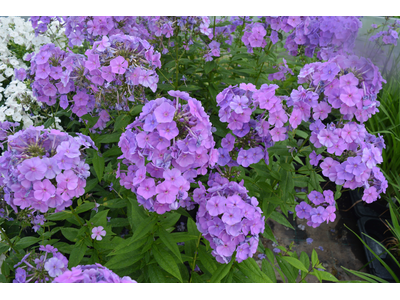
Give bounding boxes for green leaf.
[197,245,217,274]
[317,270,338,282]
[43,117,55,129]
[102,198,127,208]
[15,237,40,249]
[270,211,294,230]
[90,210,109,228]
[61,228,80,242]
[236,258,272,283]
[113,114,132,132]
[210,258,233,283]
[75,202,96,214]
[262,223,277,243]
[148,263,169,283]
[276,256,298,283]
[68,241,87,268]
[170,233,199,243]
[281,256,308,272]
[152,244,183,282]
[204,61,217,74]
[157,226,183,263]
[93,152,105,182]
[84,178,98,193]
[130,215,157,244]
[261,259,277,282]
[0,242,9,253]
[105,251,143,270]
[97,132,121,144]
[103,146,122,158]
[311,249,318,267]
[126,197,148,230]
[46,210,72,221]
[341,266,388,283]
[299,251,310,278]
[108,236,148,256]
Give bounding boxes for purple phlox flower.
[321,62,340,82]
[110,56,128,74]
[345,156,366,176]
[44,257,65,278]
[91,226,106,241]
[156,181,179,204]
[157,122,179,140]
[325,206,336,223]
[309,150,322,166]
[306,238,313,245]
[137,178,156,199]
[295,201,312,219]
[154,102,176,123]
[229,95,249,114]
[310,206,328,224]
[362,186,378,203]
[33,179,56,201]
[206,196,226,216]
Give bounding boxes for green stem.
[189,233,202,283]
[0,226,20,254]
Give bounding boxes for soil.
[256,190,370,282]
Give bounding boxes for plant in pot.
[343,201,400,282]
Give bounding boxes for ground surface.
[256,191,369,283]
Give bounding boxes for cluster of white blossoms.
[0,17,66,128]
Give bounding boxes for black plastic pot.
[350,189,391,219]
[357,217,400,282]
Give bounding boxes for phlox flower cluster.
[52,263,136,283]
[194,172,265,264]
[369,19,400,46]
[0,80,63,130]
[23,43,83,110]
[13,245,68,283]
[316,123,388,204]
[0,17,66,129]
[216,83,289,169]
[295,190,336,228]
[0,16,66,57]
[30,16,212,53]
[292,54,385,125]
[242,17,362,60]
[0,125,95,214]
[118,90,218,214]
[268,58,294,81]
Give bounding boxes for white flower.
[12,111,22,122]
[9,58,19,66]
[22,115,33,128]
[4,108,14,116]
[4,68,14,77]
[14,35,24,45]
[9,30,18,38]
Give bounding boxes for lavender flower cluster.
[0,125,95,213]
[295,190,336,228]
[216,83,289,169]
[194,172,265,264]
[13,245,68,283]
[53,263,136,283]
[293,54,385,124]
[288,55,387,204]
[117,90,218,214]
[13,245,136,283]
[242,17,362,59]
[30,16,212,53]
[370,19,400,46]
